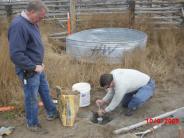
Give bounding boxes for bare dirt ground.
[1,78,184,138]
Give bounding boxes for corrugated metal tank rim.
[66,28,147,44]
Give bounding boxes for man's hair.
[99,74,113,87]
[26,0,47,12]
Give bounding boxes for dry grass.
[77,12,130,31]
[0,18,23,106]
[44,28,183,89]
[0,16,184,107]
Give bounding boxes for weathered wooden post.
[128,0,135,28]
[148,0,152,8]
[148,0,152,18]
[181,2,184,26]
[70,0,76,33]
[5,0,13,22]
[5,1,12,17]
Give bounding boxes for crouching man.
[96,68,155,116]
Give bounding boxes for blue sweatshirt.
[8,15,44,74]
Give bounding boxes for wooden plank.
[0,0,69,6]
[44,18,67,21]
[58,19,89,22]
[45,18,66,21]
[46,13,68,16]
[10,6,27,10]
[136,1,183,5]
[77,5,128,9]
[76,11,128,16]
[47,11,68,14]
[0,2,28,6]
[135,7,181,11]
[0,11,6,15]
[182,7,184,17]
[135,16,181,19]
[70,0,76,33]
[135,20,180,25]
[76,2,128,7]
[48,36,66,39]
[46,5,69,8]
[44,1,69,4]
[48,32,67,37]
[135,18,183,23]
[77,7,128,12]
[135,10,180,14]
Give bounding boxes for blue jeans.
[122,79,155,109]
[18,71,57,127]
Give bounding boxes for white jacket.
[103,69,150,112]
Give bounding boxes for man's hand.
[96,99,105,107]
[97,109,106,116]
[34,65,44,73]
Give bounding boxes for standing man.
[96,68,155,116]
[8,0,58,133]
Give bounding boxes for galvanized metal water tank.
[66,28,147,64]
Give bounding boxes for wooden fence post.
[181,2,184,26]
[5,0,13,21]
[5,2,12,17]
[128,0,135,28]
[148,0,152,8]
[147,0,152,18]
[70,0,76,33]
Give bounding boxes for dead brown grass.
[0,18,23,106]
[77,12,130,31]
[45,23,184,91]
[44,28,183,89]
[0,16,184,108]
